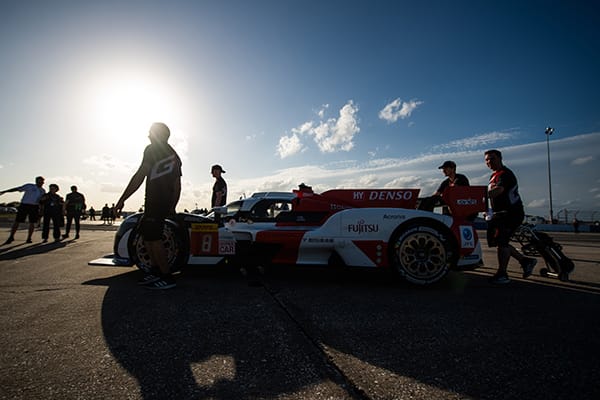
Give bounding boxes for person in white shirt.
[1,176,46,244]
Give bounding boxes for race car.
[89,191,298,271]
[91,186,486,285]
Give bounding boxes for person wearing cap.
[211,164,227,208]
[115,122,182,290]
[432,160,470,197]
[1,176,46,244]
[418,161,469,212]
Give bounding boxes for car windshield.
[206,200,243,220]
[249,200,291,220]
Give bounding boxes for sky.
[1,0,599,221]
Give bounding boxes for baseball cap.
[438,161,456,169]
[211,164,226,173]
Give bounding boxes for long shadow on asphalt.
[84,266,600,400]
[83,266,357,400]
[0,240,67,260]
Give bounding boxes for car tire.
[389,220,457,285]
[128,220,187,274]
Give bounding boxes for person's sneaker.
[489,273,510,285]
[145,276,176,290]
[74,234,80,239]
[137,274,161,286]
[3,236,14,245]
[521,257,537,279]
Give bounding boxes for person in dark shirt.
[211,164,227,208]
[39,184,64,243]
[101,204,110,224]
[485,149,536,284]
[115,122,182,290]
[418,161,469,212]
[63,185,86,239]
[433,160,470,196]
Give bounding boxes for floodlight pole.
[545,127,554,223]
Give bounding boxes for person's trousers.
[65,213,81,235]
[42,215,63,240]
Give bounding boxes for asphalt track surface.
[1,224,599,400]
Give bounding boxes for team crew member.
[433,160,470,196]
[211,164,227,207]
[418,161,469,212]
[115,122,182,290]
[485,149,537,284]
[63,185,86,239]
[1,176,46,244]
[39,184,64,243]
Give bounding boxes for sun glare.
[88,75,180,149]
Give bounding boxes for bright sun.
[88,74,180,149]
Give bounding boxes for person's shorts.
[138,211,168,242]
[486,210,524,247]
[16,203,40,223]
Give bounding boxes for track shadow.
[84,265,600,400]
[83,267,353,400]
[261,267,600,400]
[0,240,68,260]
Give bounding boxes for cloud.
[378,98,423,123]
[527,199,547,208]
[239,132,600,218]
[311,101,359,153]
[83,154,137,172]
[433,131,514,151]
[276,133,305,158]
[572,156,594,165]
[277,101,360,157]
[316,104,329,119]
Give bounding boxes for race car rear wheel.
[129,220,187,274]
[389,221,457,285]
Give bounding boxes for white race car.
[91,186,486,285]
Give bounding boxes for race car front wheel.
[129,220,187,274]
[389,221,457,285]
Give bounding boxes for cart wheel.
[540,268,549,277]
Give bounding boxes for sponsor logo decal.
[219,239,236,255]
[330,203,351,211]
[456,198,478,205]
[305,237,335,243]
[460,226,475,248]
[352,191,414,201]
[383,214,406,220]
[192,223,218,232]
[348,219,379,234]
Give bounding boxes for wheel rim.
[395,231,447,280]
[134,224,180,272]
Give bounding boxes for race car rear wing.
[277,186,486,226]
[441,185,487,218]
[275,188,421,226]
[293,188,421,211]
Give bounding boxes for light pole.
[545,127,554,223]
